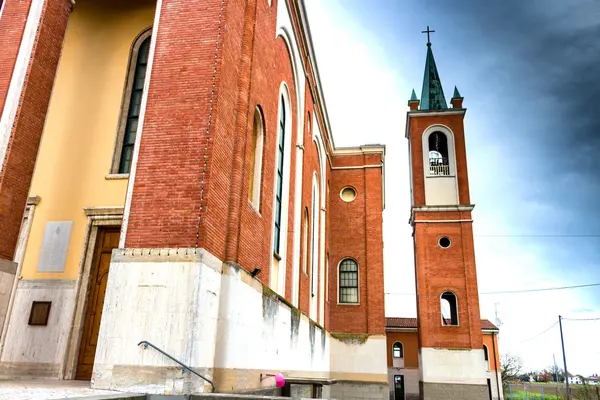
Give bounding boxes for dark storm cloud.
[343,0,600,297]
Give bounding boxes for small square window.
[28,301,51,326]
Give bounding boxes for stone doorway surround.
[61,206,123,380]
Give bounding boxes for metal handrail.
[137,340,215,392]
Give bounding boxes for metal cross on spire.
[421,25,435,46]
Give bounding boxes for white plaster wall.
[214,264,329,374]
[0,280,76,365]
[425,177,458,205]
[330,336,387,378]
[420,348,487,385]
[388,368,420,399]
[487,370,504,400]
[93,249,222,390]
[0,272,15,333]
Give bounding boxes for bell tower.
[406,28,488,400]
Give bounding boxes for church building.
[0,0,387,397]
[0,0,500,399]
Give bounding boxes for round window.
[438,237,451,248]
[340,187,357,202]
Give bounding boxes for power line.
[473,234,600,238]
[482,283,600,295]
[520,321,558,343]
[384,282,600,297]
[562,317,600,321]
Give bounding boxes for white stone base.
[0,280,76,377]
[92,248,387,394]
[419,347,487,386]
[92,248,222,394]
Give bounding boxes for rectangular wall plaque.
[37,221,73,272]
[28,301,51,326]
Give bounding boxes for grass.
[508,390,561,400]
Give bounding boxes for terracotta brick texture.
[124,0,386,334]
[0,0,71,261]
[407,109,484,350]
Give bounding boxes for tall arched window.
[428,131,449,176]
[112,31,152,174]
[310,175,319,297]
[339,258,358,304]
[302,208,309,274]
[441,291,459,326]
[393,342,404,359]
[248,107,264,209]
[483,345,490,370]
[273,94,286,256]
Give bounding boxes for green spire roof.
[419,44,447,110]
[410,89,418,101]
[452,86,462,98]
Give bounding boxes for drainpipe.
[492,332,501,399]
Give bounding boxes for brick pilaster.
[0,0,72,261]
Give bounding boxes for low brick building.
[385,318,502,400]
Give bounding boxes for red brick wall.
[408,110,483,349]
[124,0,385,335]
[0,0,31,114]
[0,0,71,261]
[328,152,385,335]
[125,0,239,251]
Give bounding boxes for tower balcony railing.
[429,158,450,176]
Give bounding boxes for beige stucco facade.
[21,0,155,280]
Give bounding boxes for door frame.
[61,207,122,380]
[394,374,405,400]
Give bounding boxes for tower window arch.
[339,258,358,304]
[112,30,152,174]
[483,344,490,370]
[428,131,449,176]
[248,107,264,210]
[440,291,458,326]
[392,342,404,359]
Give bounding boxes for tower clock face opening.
[438,236,451,248]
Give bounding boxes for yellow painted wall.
[21,0,156,279]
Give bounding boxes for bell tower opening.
[428,132,449,176]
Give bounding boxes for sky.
[304,0,600,376]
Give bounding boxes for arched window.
[393,342,404,359]
[302,208,309,274]
[428,131,449,176]
[112,31,152,174]
[339,259,358,304]
[441,291,458,325]
[310,175,319,297]
[248,107,264,209]
[483,345,490,370]
[273,94,286,256]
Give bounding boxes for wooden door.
[75,227,120,380]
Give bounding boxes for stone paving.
[0,378,122,400]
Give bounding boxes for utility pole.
[559,315,570,400]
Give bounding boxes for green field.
[508,390,561,400]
